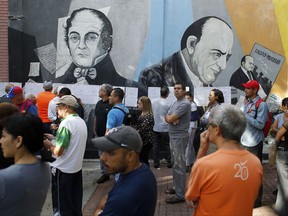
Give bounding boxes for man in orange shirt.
[37,80,56,133]
[186,104,263,216]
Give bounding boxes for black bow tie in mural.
[74,68,97,80]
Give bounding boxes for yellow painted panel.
[225,0,287,99]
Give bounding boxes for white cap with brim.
[92,126,143,153]
[55,95,79,108]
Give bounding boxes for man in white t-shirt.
[151,86,172,168]
[44,95,87,215]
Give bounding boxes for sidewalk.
[41,160,101,216]
[41,159,278,216]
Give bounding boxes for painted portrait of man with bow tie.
[55,7,137,87]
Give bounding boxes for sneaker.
[153,162,160,168]
[96,174,110,184]
[165,196,185,204]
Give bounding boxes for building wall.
[0,0,8,81]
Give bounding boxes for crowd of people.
[0,78,286,215]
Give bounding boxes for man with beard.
[92,126,157,216]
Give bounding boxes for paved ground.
[41,160,101,216]
[84,161,278,216]
[41,158,278,216]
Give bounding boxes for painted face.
[0,129,17,158]
[68,10,107,68]
[190,18,233,85]
[242,56,254,72]
[100,148,129,174]
[174,84,186,99]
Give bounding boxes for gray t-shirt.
[0,161,50,216]
[168,97,191,138]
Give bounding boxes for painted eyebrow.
[69,31,100,36]
[211,49,227,55]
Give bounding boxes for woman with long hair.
[200,88,224,128]
[137,96,154,166]
[0,113,50,215]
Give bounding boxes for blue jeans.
[275,150,288,216]
[51,167,83,216]
[170,135,188,199]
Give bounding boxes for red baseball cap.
[6,86,23,99]
[242,80,260,91]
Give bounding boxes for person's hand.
[186,199,197,208]
[43,139,51,149]
[44,133,55,141]
[50,124,59,130]
[173,119,180,125]
[196,130,210,159]
[200,130,210,147]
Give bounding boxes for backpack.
[254,98,272,137]
[113,106,134,126]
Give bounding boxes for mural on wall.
[8,0,287,102]
[138,16,233,97]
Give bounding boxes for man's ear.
[215,125,222,136]
[186,36,198,55]
[15,136,23,149]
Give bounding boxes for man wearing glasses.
[186,104,263,215]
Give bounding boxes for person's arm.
[43,139,65,157]
[165,113,179,124]
[48,100,57,122]
[94,194,108,216]
[185,161,202,208]
[271,118,279,134]
[106,111,117,133]
[245,102,268,130]
[196,130,210,159]
[43,126,70,157]
[275,123,288,142]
